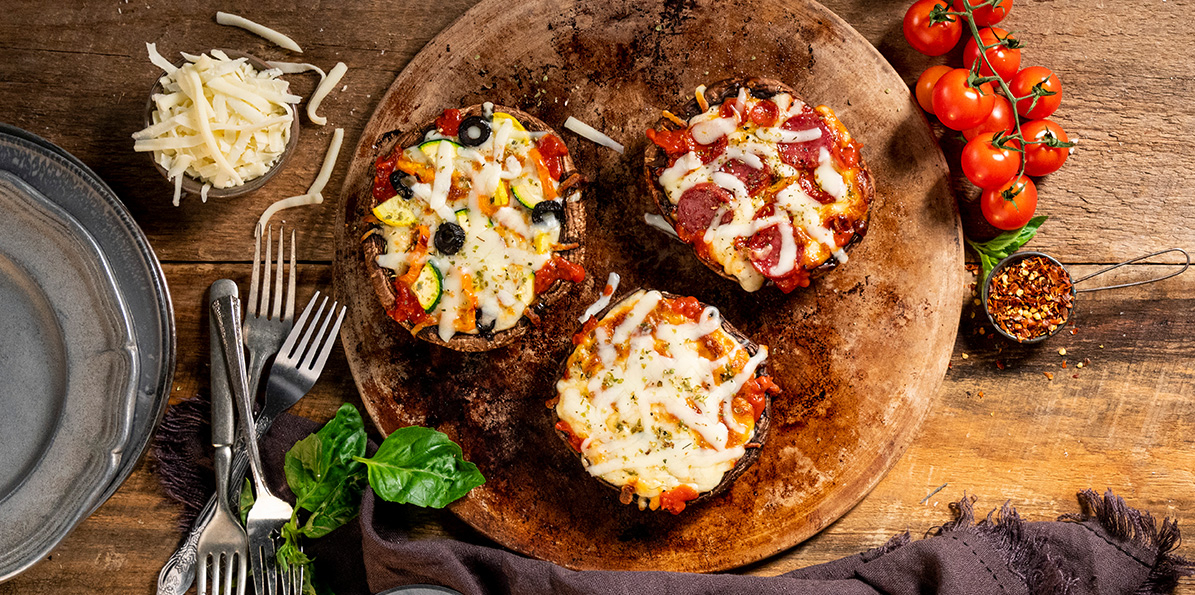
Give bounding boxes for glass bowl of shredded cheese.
[134,48,301,205]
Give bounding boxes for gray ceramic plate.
[0,170,138,580]
[0,127,176,581]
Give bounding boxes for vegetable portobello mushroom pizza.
[363,103,586,351]
[551,288,781,515]
[644,78,874,292]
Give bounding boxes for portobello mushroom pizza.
[364,104,586,351]
[551,288,781,514]
[644,78,874,293]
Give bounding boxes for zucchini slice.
[411,262,443,312]
[512,178,545,209]
[373,196,418,227]
[515,268,536,305]
[418,139,462,160]
[454,208,470,229]
[492,112,527,133]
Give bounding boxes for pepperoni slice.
[797,170,836,205]
[747,224,784,276]
[748,100,779,127]
[718,158,772,196]
[675,183,733,236]
[693,134,728,164]
[777,110,833,169]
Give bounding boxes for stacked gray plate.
[0,124,175,582]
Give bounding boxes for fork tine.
[260,225,274,317]
[236,550,248,595]
[212,555,221,595]
[248,224,262,319]
[299,301,336,370]
[198,555,209,595]
[224,553,237,595]
[263,539,279,595]
[305,305,346,373]
[277,291,320,361]
[292,296,329,364]
[284,228,296,322]
[272,225,285,321]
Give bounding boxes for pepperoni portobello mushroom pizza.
[551,289,781,515]
[644,78,874,292]
[363,104,586,351]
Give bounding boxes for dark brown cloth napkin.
[155,406,1193,595]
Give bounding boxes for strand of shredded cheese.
[215,12,303,53]
[564,116,624,154]
[305,62,347,126]
[257,128,344,230]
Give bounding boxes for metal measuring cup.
[981,248,1190,344]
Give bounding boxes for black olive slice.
[457,115,491,147]
[434,222,466,254]
[475,308,496,338]
[531,199,564,225]
[389,170,414,199]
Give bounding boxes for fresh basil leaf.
[355,426,485,508]
[238,477,255,526]
[967,216,1048,284]
[284,403,368,512]
[300,471,365,538]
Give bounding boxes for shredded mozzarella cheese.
[564,116,625,153]
[257,128,343,230]
[215,12,303,53]
[133,45,298,204]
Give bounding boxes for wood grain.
[0,0,1193,591]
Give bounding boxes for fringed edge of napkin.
[151,394,215,530]
[1060,488,1195,594]
[930,495,1074,594]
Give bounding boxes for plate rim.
[0,125,177,583]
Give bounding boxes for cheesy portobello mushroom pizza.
[551,289,781,514]
[644,78,874,293]
[364,104,586,351]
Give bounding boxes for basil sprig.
[271,403,485,594]
[355,426,485,508]
[966,215,1048,284]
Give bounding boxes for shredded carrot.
[527,147,558,202]
[397,225,430,285]
[662,110,686,126]
[393,156,434,183]
[695,84,709,112]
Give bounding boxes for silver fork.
[245,223,296,401]
[157,228,300,595]
[214,289,346,595]
[199,280,249,595]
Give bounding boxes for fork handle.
[155,408,278,595]
[212,283,272,499]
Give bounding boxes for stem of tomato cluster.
[955,0,1029,180]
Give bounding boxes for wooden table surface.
[2,0,1193,592]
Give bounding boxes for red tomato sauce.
[554,420,584,452]
[659,485,699,515]
[535,255,586,294]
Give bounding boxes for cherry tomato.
[749,100,779,127]
[915,65,953,114]
[953,0,1011,26]
[981,175,1038,230]
[903,0,962,56]
[963,27,1021,81]
[932,68,995,131]
[962,132,1021,190]
[1021,119,1072,176]
[1009,66,1062,120]
[964,95,1015,141]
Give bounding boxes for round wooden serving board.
[333,0,963,572]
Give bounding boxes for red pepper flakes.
[987,256,1074,342]
[1044,371,1054,380]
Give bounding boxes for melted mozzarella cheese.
[653,89,865,290]
[555,290,769,501]
[374,112,567,338]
